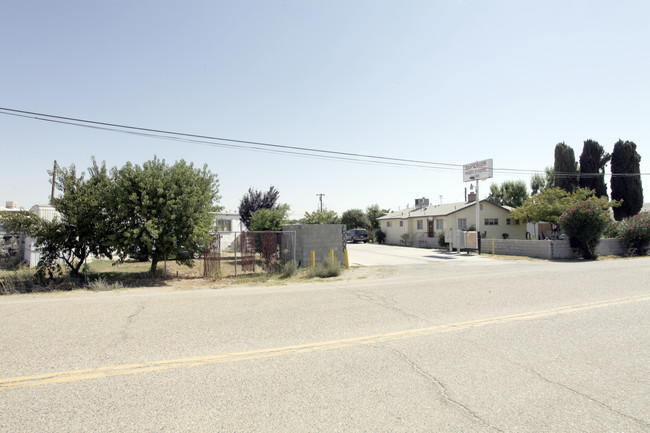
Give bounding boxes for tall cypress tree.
[579,139,611,197]
[610,140,643,220]
[554,142,579,193]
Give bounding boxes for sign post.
[463,159,493,255]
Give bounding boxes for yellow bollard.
[311,251,315,267]
[344,249,350,268]
[330,250,334,265]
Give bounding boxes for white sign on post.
[463,159,493,182]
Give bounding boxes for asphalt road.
[1,252,649,432]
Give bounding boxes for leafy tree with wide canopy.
[248,205,291,231]
[110,157,220,274]
[530,167,555,195]
[510,187,617,225]
[301,209,340,225]
[341,209,370,230]
[366,204,389,230]
[0,158,114,278]
[487,180,529,208]
[610,140,643,221]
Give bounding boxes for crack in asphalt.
[376,344,505,433]
[513,362,650,429]
[120,304,145,341]
[346,289,433,324]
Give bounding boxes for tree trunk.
[150,257,158,275]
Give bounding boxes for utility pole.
[51,160,57,203]
[316,193,325,212]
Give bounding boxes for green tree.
[557,199,611,260]
[366,204,389,230]
[111,157,220,274]
[301,209,340,224]
[248,205,291,231]
[554,142,579,193]
[341,209,370,230]
[510,187,616,225]
[238,186,280,228]
[0,159,114,278]
[487,180,529,207]
[611,140,643,221]
[530,167,555,195]
[579,139,611,197]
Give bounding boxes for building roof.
[377,200,512,220]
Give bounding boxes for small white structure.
[213,212,246,252]
[23,204,60,267]
[0,201,26,261]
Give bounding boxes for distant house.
[0,202,61,267]
[0,201,26,262]
[24,204,60,266]
[378,195,526,248]
[212,212,246,252]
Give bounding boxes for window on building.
[417,220,423,230]
[399,221,403,227]
[458,218,467,230]
[484,218,499,226]
[506,218,520,225]
[436,219,444,230]
[215,219,232,231]
[387,221,392,227]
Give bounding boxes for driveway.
[346,242,482,266]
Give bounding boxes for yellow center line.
[2,294,649,390]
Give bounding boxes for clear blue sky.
[2,0,649,218]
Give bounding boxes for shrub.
[620,212,650,256]
[557,200,610,260]
[0,268,36,294]
[306,261,341,278]
[88,277,124,291]
[438,231,447,248]
[279,260,298,278]
[602,219,623,238]
[374,229,386,244]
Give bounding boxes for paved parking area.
[346,242,482,266]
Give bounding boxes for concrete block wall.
[480,239,552,259]
[597,238,626,256]
[480,238,626,259]
[282,224,347,267]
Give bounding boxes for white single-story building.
[378,196,526,248]
[212,212,246,252]
[0,201,26,262]
[0,202,61,267]
[23,204,60,266]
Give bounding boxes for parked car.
[347,229,369,243]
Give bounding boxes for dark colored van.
[347,229,369,243]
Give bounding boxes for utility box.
[448,230,477,252]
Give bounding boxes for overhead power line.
[0,106,647,178]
